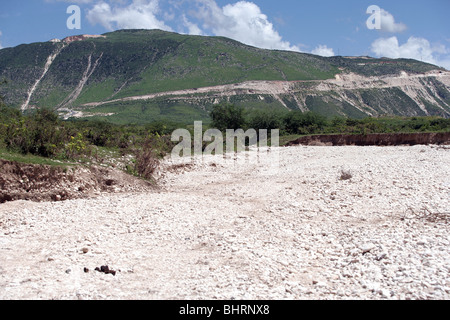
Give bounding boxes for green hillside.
[0,29,448,124]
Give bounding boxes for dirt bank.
[0,160,154,204]
[285,132,450,147]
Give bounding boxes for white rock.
[380,289,391,298]
[361,244,376,254]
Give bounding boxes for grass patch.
[0,147,75,167]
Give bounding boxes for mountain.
[0,29,449,124]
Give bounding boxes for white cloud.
[45,0,96,3]
[379,9,407,33]
[181,15,203,36]
[194,0,299,51]
[86,0,172,31]
[73,0,300,52]
[55,0,299,52]
[311,45,335,57]
[371,36,450,70]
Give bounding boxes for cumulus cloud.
[371,36,450,70]
[194,0,300,51]
[379,9,407,33]
[181,14,204,36]
[311,45,335,57]
[80,0,299,52]
[86,0,172,31]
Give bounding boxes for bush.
[283,111,327,134]
[133,142,160,180]
[144,121,182,136]
[429,118,450,131]
[210,103,246,131]
[64,132,91,159]
[1,108,64,157]
[248,110,284,132]
[81,120,116,147]
[130,133,172,180]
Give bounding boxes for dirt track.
[0,145,449,300]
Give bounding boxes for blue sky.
[1,0,449,68]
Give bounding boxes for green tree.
[25,108,62,157]
[283,111,327,134]
[210,103,246,131]
[248,110,284,132]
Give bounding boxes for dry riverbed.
[0,145,449,300]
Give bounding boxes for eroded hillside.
[78,70,450,120]
[0,29,449,123]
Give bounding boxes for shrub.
[133,143,160,180]
[130,133,171,180]
[64,132,91,160]
[283,111,327,134]
[248,110,284,131]
[210,103,246,131]
[1,108,64,157]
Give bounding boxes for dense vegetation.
[210,103,450,136]
[0,101,175,179]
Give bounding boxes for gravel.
[0,145,449,300]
